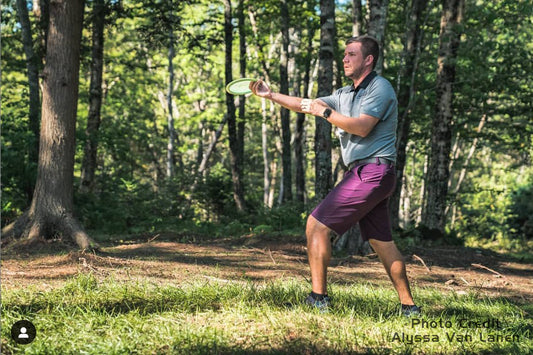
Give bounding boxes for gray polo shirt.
[319,71,398,165]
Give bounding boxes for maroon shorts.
[311,161,396,241]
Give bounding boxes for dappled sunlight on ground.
[2,235,532,304]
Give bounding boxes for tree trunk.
[248,6,273,83]
[2,0,96,251]
[399,142,414,226]
[390,0,428,229]
[237,0,246,168]
[80,0,105,193]
[248,6,274,207]
[223,0,246,211]
[417,140,429,224]
[292,27,305,205]
[166,24,177,178]
[279,0,293,203]
[367,0,389,74]
[197,115,227,178]
[334,224,372,255]
[294,4,316,205]
[445,114,487,217]
[294,66,308,205]
[422,0,465,233]
[34,0,50,64]
[294,108,306,204]
[261,99,271,206]
[16,0,41,201]
[352,0,363,36]
[315,0,335,201]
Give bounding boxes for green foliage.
[252,202,308,235]
[1,0,532,254]
[191,163,235,220]
[76,174,196,235]
[454,161,533,251]
[1,3,38,224]
[508,175,533,240]
[396,225,463,249]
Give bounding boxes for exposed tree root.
[1,211,99,252]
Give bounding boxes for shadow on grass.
[5,276,532,325]
[168,341,395,355]
[3,276,531,355]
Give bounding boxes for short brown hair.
[345,35,379,69]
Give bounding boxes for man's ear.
[365,54,374,67]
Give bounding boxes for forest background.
[1,0,532,254]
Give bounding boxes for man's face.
[343,42,370,80]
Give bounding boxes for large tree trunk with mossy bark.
[2,0,96,251]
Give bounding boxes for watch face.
[324,109,332,118]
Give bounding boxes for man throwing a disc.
[249,35,420,316]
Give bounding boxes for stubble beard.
[347,65,366,81]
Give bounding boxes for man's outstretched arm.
[249,80,304,113]
[249,79,379,138]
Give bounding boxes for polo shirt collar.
[349,71,377,92]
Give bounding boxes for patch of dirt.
[2,235,532,304]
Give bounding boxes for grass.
[2,273,532,354]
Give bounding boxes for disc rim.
[226,78,255,95]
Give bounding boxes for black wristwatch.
[323,108,332,120]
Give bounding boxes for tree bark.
[294,101,307,204]
[367,0,390,74]
[422,0,465,233]
[295,1,317,205]
[223,0,246,211]
[248,6,274,207]
[80,0,105,193]
[352,0,363,36]
[166,21,177,177]
[291,28,305,205]
[2,0,96,250]
[33,0,50,66]
[16,0,41,201]
[315,0,335,201]
[197,115,227,178]
[261,99,271,206]
[445,114,487,217]
[248,6,273,84]
[390,0,428,229]
[279,0,293,203]
[237,0,246,168]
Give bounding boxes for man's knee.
[369,238,394,250]
[306,215,332,258]
[369,239,404,259]
[306,215,332,244]
[307,215,327,235]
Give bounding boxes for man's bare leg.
[368,239,415,305]
[306,215,332,295]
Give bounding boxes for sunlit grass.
[2,273,531,354]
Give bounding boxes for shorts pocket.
[359,164,394,183]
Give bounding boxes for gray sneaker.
[304,294,331,313]
[401,304,422,317]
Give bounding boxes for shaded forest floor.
[2,234,532,305]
